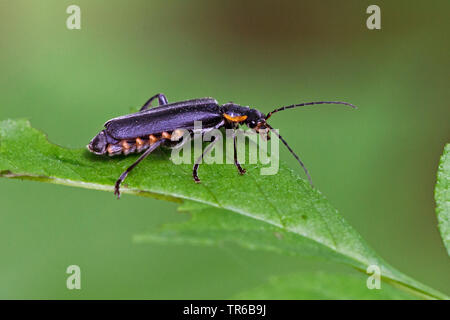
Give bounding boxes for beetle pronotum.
[87,93,356,198]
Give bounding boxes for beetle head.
[221,103,269,138]
[244,108,266,129]
[87,130,108,155]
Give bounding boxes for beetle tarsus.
[237,166,246,175]
[233,131,246,175]
[114,183,121,199]
[193,163,201,183]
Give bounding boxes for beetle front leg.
[139,93,168,111]
[233,130,246,175]
[114,139,165,198]
[192,137,219,183]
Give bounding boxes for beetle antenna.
[266,101,357,120]
[265,123,314,187]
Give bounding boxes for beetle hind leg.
[114,139,166,198]
[140,93,168,111]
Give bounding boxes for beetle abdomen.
[106,131,182,156]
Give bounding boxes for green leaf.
[134,204,445,299]
[233,271,414,300]
[0,119,447,299]
[134,204,357,264]
[435,144,450,255]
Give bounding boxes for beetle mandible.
[87,93,357,198]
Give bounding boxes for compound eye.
[249,120,257,128]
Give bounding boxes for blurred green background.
[0,0,449,298]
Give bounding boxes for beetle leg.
[114,139,166,199]
[139,93,168,111]
[233,130,246,175]
[192,136,219,183]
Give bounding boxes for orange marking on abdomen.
[107,144,114,154]
[136,137,145,147]
[149,134,159,144]
[121,140,130,149]
[107,143,122,156]
[161,131,171,139]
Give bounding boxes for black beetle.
[87,93,356,198]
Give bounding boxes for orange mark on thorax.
[223,114,247,123]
